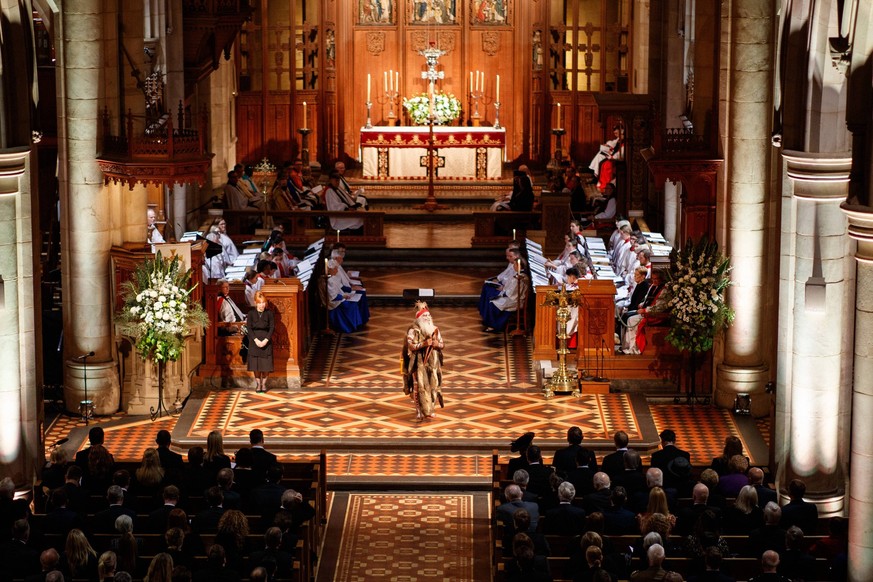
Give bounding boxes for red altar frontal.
[360,126,506,180]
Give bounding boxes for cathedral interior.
[1,0,873,580]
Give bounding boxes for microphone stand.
[80,352,92,425]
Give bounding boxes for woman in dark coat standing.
[247,290,275,393]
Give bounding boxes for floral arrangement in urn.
[403,92,462,125]
[117,251,209,362]
[666,237,735,353]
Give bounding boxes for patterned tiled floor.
[320,492,491,582]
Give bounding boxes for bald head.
[693,483,709,504]
[504,484,522,502]
[647,543,665,567]
[761,550,780,572]
[748,467,764,485]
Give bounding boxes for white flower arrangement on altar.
[116,251,209,362]
[403,92,462,125]
[666,236,736,353]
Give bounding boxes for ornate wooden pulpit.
[533,281,616,362]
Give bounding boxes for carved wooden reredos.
[234,0,640,168]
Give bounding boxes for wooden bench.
[223,209,386,247]
[471,211,542,247]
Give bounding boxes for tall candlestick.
[303,101,308,126]
[367,73,371,102]
[384,71,388,92]
[496,75,500,101]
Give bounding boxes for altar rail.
[222,209,386,247]
[471,211,542,247]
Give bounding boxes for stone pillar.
[842,204,873,582]
[171,184,188,241]
[777,151,853,516]
[58,0,120,414]
[663,181,679,246]
[715,0,773,415]
[0,149,40,486]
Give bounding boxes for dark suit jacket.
[92,504,137,534]
[543,503,587,536]
[192,566,241,582]
[157,447,184,471]
[650,444,691,472]
[603,505,638,535]
[248,547,295,578]
[753,484,778,508]
[551,444,582,476]
[525,463,553,499]
[249,482,287,526]
[146,503,179,533]
[506,456,529,478]
[676,504,721,538]
[192,506,225,534]
[1,540,40,579]
[627,279,651,311]
[247,446,278,479]
[583,488,612,515]
[601,449,629,480]
[748,524,787,557]
[566,466,596,497]
[43,507,85,536]
[495,500,540,530]
[780,499,819,534]
[614,469,647,499]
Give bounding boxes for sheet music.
[419,289,434,297]
[180,231,203,242]
[346,293,363,303]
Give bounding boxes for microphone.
[76,351,95,360]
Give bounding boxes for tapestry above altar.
[360,126,506,180]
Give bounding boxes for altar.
[360,126,506,180]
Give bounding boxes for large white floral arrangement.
[666,237,735,353]
[403,92,462,125]
[117,251,210,362]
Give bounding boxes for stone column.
[58,0,119,414]
[842,204,873,582]
[777,151,853,516]
[0,149,40,485]
[715,0,773,415]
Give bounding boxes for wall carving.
[410,31,456,54]
[366,32,386,55]
[482,32,500,56]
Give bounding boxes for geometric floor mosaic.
[650,403,758,467]
[322,492,491,582]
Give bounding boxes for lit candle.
[384,71,388,92]
[516,258,521,272]
[512,228,516,240]
[325,258,329,272]
[557,103,562,127]
[496,75,500,102]
[367,73,371,102]
[395,71,399,93]
[303,101,308,126]
[336,229,341,241]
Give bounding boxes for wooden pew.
[222,209,386,247]
[471,211,542,247]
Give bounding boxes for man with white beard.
[402,302,445,421]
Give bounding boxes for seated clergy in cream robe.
[216,279,246,335]
[325,171,365,233]
[478,247,522,314]
[480,258,526,332]
[326,259,368,333]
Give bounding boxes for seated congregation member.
[723,485,764,535]
[213,218,239,264]
[717,454,751,498]
[602,486,638,535]
[216,280,246,334]
[491,167,534,211]
[620,268,669,355]
[202,227,227,282]
[552,426,596,477]
[147,208,165,244]
[613,449,646,501]
[504,533,552,582]
[480,255,527,332]
[543,482,587,536]
[507,432,535,476]
[780,478,819,534]
[479,246,523,312]
[711,435,748,477]
[495,484,540,533]
[325,171,365,234]
[616,266,650,334]
[326,259,367,332]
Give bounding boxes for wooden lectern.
[533,281,616,361]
